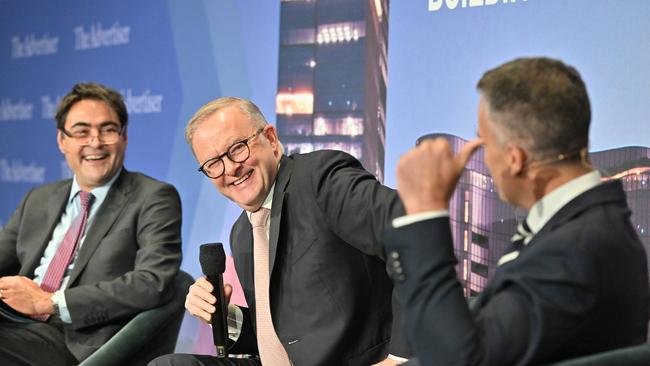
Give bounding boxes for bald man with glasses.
[150,97,410,366]
[0,82,182,365]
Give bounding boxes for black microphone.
[199,243,229,358]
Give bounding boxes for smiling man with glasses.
[0,82,182,365]
[150,97,411,366]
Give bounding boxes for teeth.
[85,155,106,161]
[233,171,252,186]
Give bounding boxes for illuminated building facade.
[276,0,390,181]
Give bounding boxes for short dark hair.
[477,57,591,160]
[55,82,128,130]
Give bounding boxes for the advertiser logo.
[123,89,163,114]
[429,0,528,12]
[11,33,59,58]
[0,159,45,184]
[41,95,63,119]
[74,21,131,50]
[0,99,34,121]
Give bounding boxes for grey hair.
[185,96,284,154]
[477,57,590,161]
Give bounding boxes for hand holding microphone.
[184,243,231,357]
[185,278,232,324]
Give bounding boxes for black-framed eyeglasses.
[60,124,125,146]
[198,127,265,179]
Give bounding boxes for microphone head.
[199,243,226,276]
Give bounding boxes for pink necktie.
[251,208,292,365]
[36,191,94,320]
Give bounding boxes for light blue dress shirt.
[32,169,121,322]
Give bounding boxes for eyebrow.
[208,131,257,162]
[68,120,120,129]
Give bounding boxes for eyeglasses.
[198,127,265,179]
[60,124,125,146]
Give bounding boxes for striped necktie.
[35,191,95,321]
[498,218,533,266]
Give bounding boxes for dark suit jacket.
[385,180,649,366]
[0,169,182,361]
[228,150,409,365]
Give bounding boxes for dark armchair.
[79,270,194,366]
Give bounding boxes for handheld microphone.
[199,243,229,358]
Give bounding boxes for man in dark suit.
[385,57,649,365]
[150,97,408,365]
[0,82,182,365]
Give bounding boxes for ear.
[56,130,66,154]
[506,143,527,176]
[262,125,281,157]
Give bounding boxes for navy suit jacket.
[385,180,649,366]
[229,150,410,365]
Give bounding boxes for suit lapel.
[232,212,255,306]
[269,156,292,273]
[21,182,71,277]
[67,170,131,285]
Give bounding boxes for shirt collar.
[523,170,602,240]
[69,167,122,204]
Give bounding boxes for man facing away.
[385,57,649,365]
[151,97,410,365]
[0,82,182,365]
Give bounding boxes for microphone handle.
[206,274,229,358]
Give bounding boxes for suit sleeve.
[311,151,411,357]
[64,183,183,331]
[385,218,598,366]
[0,190,31,277]
[311,151,404,259]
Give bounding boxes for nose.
[222,157,242,176]
[86,134,103,148]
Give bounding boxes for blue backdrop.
[1,0,648,354]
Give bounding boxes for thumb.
[224,283,233,305]
[455,138,483,169]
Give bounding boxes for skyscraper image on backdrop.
[276,0,390,181]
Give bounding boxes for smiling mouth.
[83,153,109,162]
[232,170,253,186]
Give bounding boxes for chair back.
[79,270,194,366]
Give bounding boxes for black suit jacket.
[385,180,649,366]
[0,169,183,361]
[228,150,409,365]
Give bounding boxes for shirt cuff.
[388,354,409,363]
[53,290,71,323]
[392,210,449,228]
[227,304,243,342]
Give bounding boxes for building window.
[314,142,362,160]
[463,259,468,281]
[281,28,315,45]
[313,115,363,136]
[316,21,365,44]
[276,92,314,115]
